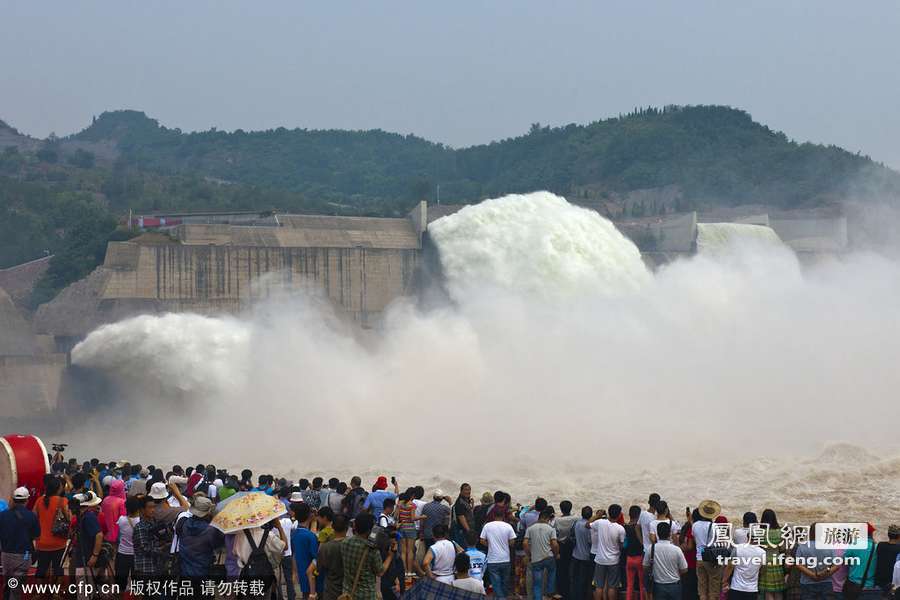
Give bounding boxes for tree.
[36,146,59,164]
[67,148,96,169]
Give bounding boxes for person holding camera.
[339,513,397,600]
[133,495,168,586]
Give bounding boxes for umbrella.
[214,491,250,514]
[210,491,287,534]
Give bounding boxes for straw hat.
[75,491,102,507]
[698,500,721,520]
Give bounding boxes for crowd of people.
[1,455,899,600]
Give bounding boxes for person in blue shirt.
[291,502,319,596]
[465,530,487,581]
[252,474,275,495]
[845,523,880,595]
[363,476,399,516]
[0,487,41,598]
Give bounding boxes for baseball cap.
[13,487,29,501]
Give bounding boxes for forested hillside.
[2,105,899,305]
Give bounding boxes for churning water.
[70,192,900,528]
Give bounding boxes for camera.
[52,443,68,453]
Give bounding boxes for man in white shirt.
[648,522,689,600]
[721,531,766,600]
[279,515,297,600]
[479,513,516,600]
[892,558,900,592]
[589,505,626,600]
[424,524,460,584]
[640,493,661,556]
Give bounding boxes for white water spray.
[696,222,784,254]
[69,192,900,525]
[428,191,651,299]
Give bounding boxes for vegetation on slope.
[1,104,898,305]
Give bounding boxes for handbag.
[51,502,70,538]
[843,543,875,600]
[643,543,656,594]
[701,522,731,565]
[338,546,370,600]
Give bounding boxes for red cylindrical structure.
[0,434,50,508]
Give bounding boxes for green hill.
[2,104,899,305]
[71,105,900,212]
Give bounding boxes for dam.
[1,195,850,425]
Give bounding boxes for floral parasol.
[210,491,286,533]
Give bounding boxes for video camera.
[52,443,68,453]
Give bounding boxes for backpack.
[240,528,274,581]
[368,515,395,555]
[344,488,368,519]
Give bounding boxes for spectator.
[464,530,487,582]
[452,552,487,595]
[480,509,517,600]
[33,477,70,582]
[362,476,400,516]
[693,500,725,600]
[473,492,494,538]
[99,479,127,545]
[114,496,141,591]
[421,489,452,547]
[312,514,350,600]
[590,504,626,600]
[572,505,595,600]
[133,496,166,586]
[291,502,320,598]
[177,496,225,592]
[874,524,900,594]
[424,523,461,584]
[524,506,560,600]
[556,500,580,600]
[624,505,646,600]
[758,509,785,600]
[792,523,836,600]
[649,522,689,600]
[453,483,475,548]
[844,523,880,598]
[339,514,396,600]
[0,487,40,599]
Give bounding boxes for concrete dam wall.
[103,243,420,325]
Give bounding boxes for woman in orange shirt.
[33,477,71,581]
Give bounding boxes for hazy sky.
[2,1,899,167]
